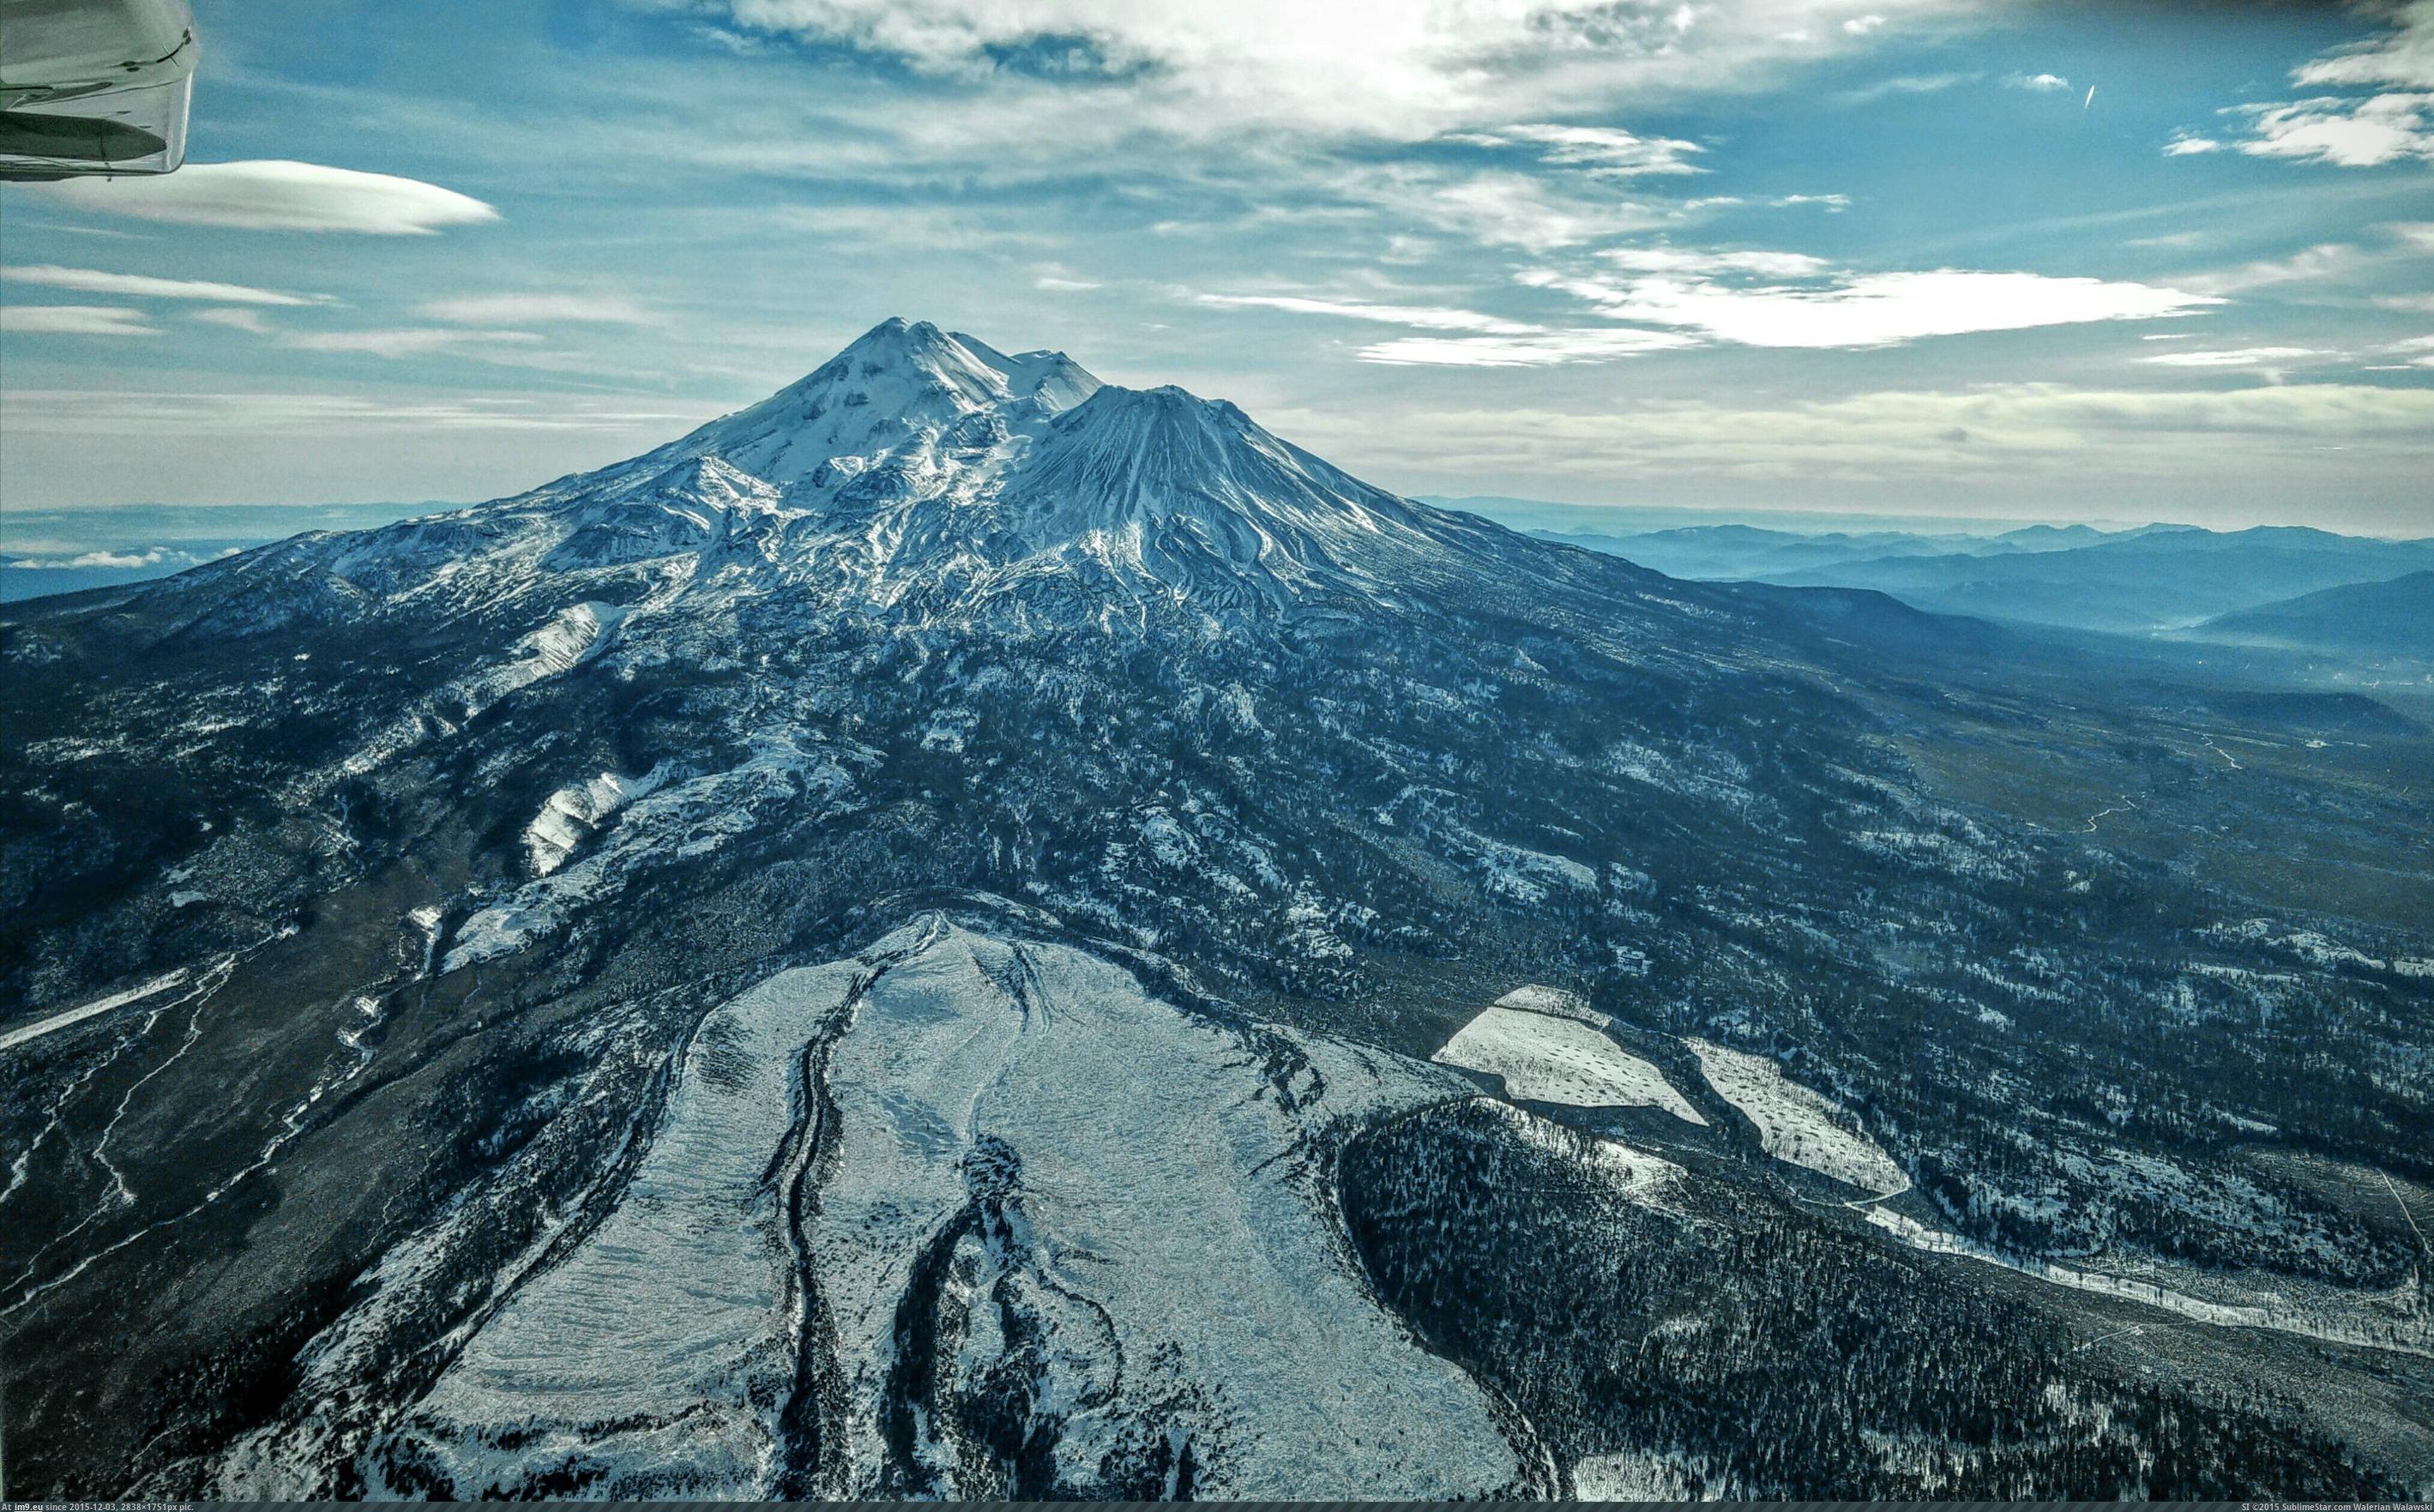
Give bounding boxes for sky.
[2,0,2431,534]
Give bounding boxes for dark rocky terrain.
[3,319,2429,1497]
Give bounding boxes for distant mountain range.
[2190,570,2434,660]
[1524,520,2180,582]
[1,502,443,602]
[1502,510,2434,637]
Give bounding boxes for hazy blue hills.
[1,502,442,602]
[2191,570,2434,660]
[1756,525,2434,632]
[1527,521,2182,583]
[1486,499,2434,636]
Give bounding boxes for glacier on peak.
[633,316,1104,490]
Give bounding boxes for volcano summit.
[3,322,2429,1499]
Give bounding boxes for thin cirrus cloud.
[1590,269,2218,350]
[1598,246,1834,276]
[191,308,274,334]
[277,328,545,358]
[0,263,326,305]
[2140,346,2329,368]
[1445,123,1707,178]
[0,387,710,436]
[0,305,161,336]
[1196,293,1541,334]
[1833,71,1979,105]
[1360,327,1701,367]
[415,292,657,326]
[1357,383,2434,483]
[1379,170,1667,251]
[27,160,499,235]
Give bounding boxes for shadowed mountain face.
[4,321,2431,1499]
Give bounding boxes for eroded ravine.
[202,909,1539,1497]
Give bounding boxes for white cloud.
[15,548,177,570]
[2236,92,2434,168]
[416,292,656,325]
[0,304,160,336]
[191,307,274,334]
[0,264,323,305]
[2186,242,2353,294]
[1404,171,1663,250]
[0,388,708,436]
[2163,133,2222,156]
[2141,346,2329,368]
[2219,6,2434,167]
[1598,245,1833,276]
[279,328,546,358]
[1540,264,2216,350]
[702,0,1960,139]
[1449,123,1705,178]
[2292,0,2434,90]
[1034,274,1102,291]
[1835,71,1978,105]
[1359,327,1699,366]
[1349,382,2434,478]
[2009,72,2070,92]
[28,160,500,234]
[1363,250,2218,364]
[1196,292,1540,334]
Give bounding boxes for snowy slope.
[1689,1039,1905,1193]
[1434,998,1705,1122]
[354,913,1530,1498]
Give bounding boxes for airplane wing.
[0,0,196,179]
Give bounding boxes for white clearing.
[1434,997,1705,1123]
[1688,1039,1904,1193]
[0,971,190,1056]
[1864,1207,2432,1358]
[1492,983,1608,1027]
[1571,1448,1708,1500]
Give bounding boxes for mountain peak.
[636,318,1102,490]
[342,320,1509,616]
[828,315,970,372]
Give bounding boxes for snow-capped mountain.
[237,318,1596,637]
[4,321,2428,1500]
[146,316,1600,636]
